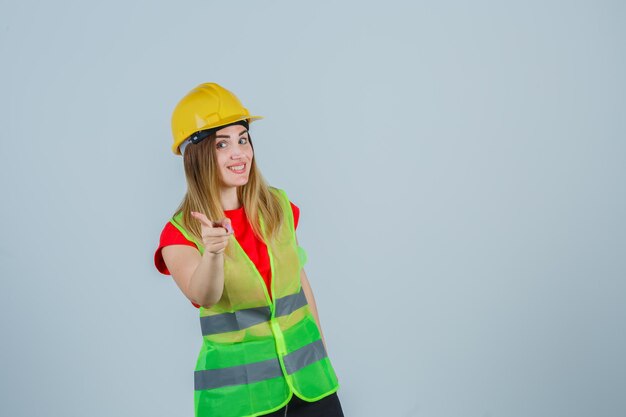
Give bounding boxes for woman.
[154,83,344,417]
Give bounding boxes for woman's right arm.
[162,212,233,308]
[162,246,225,308]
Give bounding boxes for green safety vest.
[170,187,340,417]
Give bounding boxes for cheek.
[215,152,228,165]
[215,156,229,174]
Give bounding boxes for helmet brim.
[173,115,264,155]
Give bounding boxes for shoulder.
[268,186,295,209]
[160,221,195,246]
[154,221,196,275]
[269,187,301,229]
[268,186,288,200]
[290,201,300,230]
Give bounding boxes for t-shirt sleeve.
[155,222,201,308]
[289,201,300,230]
[154,222,197,276]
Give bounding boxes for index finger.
[190,211,215,229]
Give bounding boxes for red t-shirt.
[154,202,300,308]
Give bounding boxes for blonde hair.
[173,132,284,253]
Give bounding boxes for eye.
[239,137,249,145]
[216,141,227,149]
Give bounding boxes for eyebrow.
[215,129,248,139]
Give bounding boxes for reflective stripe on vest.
[199,288,309,336]
[194,339,327,391]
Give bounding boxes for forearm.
[188,252,225,308]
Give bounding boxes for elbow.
[193,297,215,309]
[186,272,224,309]
[193,291,222,310]
[198,293,219,309]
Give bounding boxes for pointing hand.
[190,211,234,254]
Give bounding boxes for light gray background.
[1,1,624,416]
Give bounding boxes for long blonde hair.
[173,132,284,252]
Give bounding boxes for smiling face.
[213,124,254,189]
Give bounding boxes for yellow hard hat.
[170,83,263,155]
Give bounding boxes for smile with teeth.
[227,163,246,173]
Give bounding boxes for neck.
[220,186,241,210]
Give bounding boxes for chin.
[227,179,250,187]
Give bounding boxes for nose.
[230,143,247,159]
